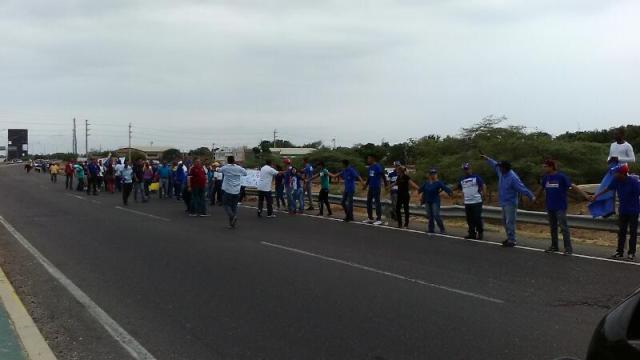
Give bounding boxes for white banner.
[240,169,260,188]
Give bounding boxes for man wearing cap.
[591,164,640,260]
[455,163,486,240]
[481,153,535,247]
[363,155,388,225]
[534,159,590,255]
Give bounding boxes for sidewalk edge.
[0,264,57,360]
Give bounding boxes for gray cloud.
[1,0,639,154]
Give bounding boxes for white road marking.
[261,241,505,304]
[0,216,157,360]
[65,193,85,200]
[115,206,171,222]
[241,205,640,267]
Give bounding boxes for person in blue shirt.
[302,158,315,211]
[534,159,590,255]
[592,164,640,261]
[330,159,364,222]
[157,161,171,199]
[481,152,535,247]
[86,158,100,196]
[419,168,453,233]
[362,155,388,225]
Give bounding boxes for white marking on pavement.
[0,216,157,360]
[241,205,640,267]
[115,206,171,222]
[261,241,505,304]
[65,193,85,200]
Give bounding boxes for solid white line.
[114,206,171,222]
[241,204,640,267]
[0,216,158,360]
[260,241,505,304]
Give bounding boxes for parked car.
[557,288,640,359]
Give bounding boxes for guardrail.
[245,189,618,232]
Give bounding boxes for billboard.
[7,129,28,160]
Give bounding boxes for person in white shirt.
[256,159,281,218]
[609,127,636,165]
[219,156,248,228]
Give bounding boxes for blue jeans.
[159,178,170,198]
[426,202,445,233]
[367,188,382,220]
[223,192,240,220]
[502,204,517,242]
[342,191,354,220]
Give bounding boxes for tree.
[188,147,213,159]
[161,148,182,162]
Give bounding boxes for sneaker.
[628,254,635,261]
[362,219,374,224]
[199,214,210,217]
[563,250,573,256]
[501,240,516,247]
[267,214,277,218]
[544,246,559,253]
[373,220,383,225]
[188,213,198,217]
[610,252,624,259]
[464,234,476,240]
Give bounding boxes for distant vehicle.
[556,288,640,359]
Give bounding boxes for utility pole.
[72,118,77,155]
[128,122,132,161]
[332,138,336,150]
[85,119,90,157]
[273,129,278,148]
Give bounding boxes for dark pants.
[191,187,206,215]
[212,180,223,204]
[426,201,445,232]
[258,191,274,216]
[223,192,240,221]
[143,179,152,198]
[548,210,571,251]
[366,188,382,220]
[464,202,484,238]
[115,176,122,192]
[396,193,410,227]
[318,188,332,215]
[122,183,133,205]
[65,175,73,189]
[275,186,286,209]
[76,177,84,191]
[87,177,98,195]
[183,187,192,212]
[618,214,638,255]
[341,191,354,221]
[174,182,183,200]
[50,173,57,183]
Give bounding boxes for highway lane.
[0,165,639,359]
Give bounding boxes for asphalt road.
[0,165,639,360]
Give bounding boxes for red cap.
[617,163,629,175]
[543,159,556,170]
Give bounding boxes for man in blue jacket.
[481,153,535,247]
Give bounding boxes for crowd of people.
[37,128,640,261]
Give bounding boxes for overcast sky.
[1,0,639,153]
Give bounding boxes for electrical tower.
[85,119,90,157]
